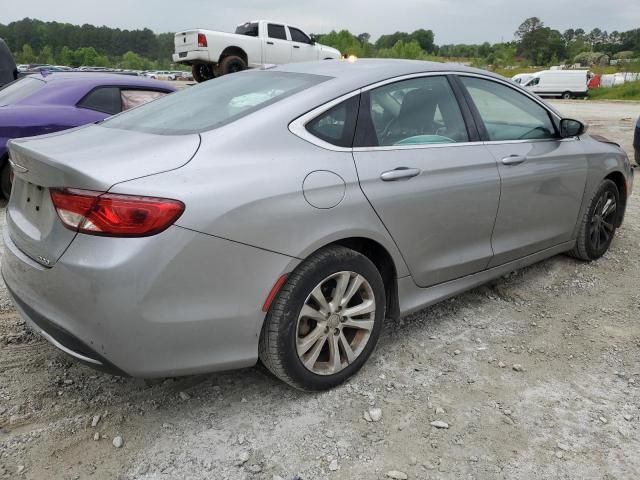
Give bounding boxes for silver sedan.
[2,60,634,390]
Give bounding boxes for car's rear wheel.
[219,56,247,76]
[569,179,619,261]
[561,91,572,100]
[259,245,385,391]
[1,159,12,200]
[191,63,215,83]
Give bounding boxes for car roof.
[27,72,175,90]
[275,59,504,87]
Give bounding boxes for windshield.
[235,22,259,37]
[0,77,45,106]
[103,70,330,135]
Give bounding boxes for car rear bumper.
[2,225,297,377]
[172,50,211,65]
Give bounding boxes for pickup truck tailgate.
[175,31,201,54]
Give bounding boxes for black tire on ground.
[568,179,620,261]
[219,56,247,76]
[561,91,572,100]
[259,245,386,391]
[191,63,215,83]
[1,160,12,200]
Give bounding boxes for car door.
[288,26,318,62]
[457,75,588,266]
[352,74,501,287]
[264,23,292,64]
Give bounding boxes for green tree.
[37,45,54,64]
[120,50,144,70]
[18,43,36,63]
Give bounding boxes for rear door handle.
[266,41,274,45]
[380,167,421,182]
[501,155,527,166]
[293,45,300,49]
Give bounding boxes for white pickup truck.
[173,20,342,82]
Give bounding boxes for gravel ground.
[1,99,639,480]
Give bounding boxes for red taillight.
[198,33,208,48]
[50,189,185,237]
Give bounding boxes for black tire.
[568,179,620,261]
[219,56,247,76]
[1,160,12,200]
[561,91,572,100]
[259,245,386,391]
[191,63,215,83]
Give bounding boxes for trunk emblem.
[37,256,51,265]
[8,158,28,174]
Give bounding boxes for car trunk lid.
[6,124,200,267]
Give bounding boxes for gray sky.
[3,0,639,44]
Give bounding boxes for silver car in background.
[2,60,634,390]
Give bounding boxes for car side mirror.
[559,118,586,138]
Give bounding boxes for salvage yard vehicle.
[0,38,18,87]
[523,69,590,99]
[2,59,633,391]
[173,20,341,82]
[0,72,175,198]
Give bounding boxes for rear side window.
[356,76,469,147]
[235,22,259,37]
[0,77,45,106]
[460,76,555,141]
[306,95,360,148]
[78,87,121,114]
[103,71,329,135]
[290,27,312,44]
[268,24,287,40]
[121,90,166,111]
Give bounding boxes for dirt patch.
[1,100,639,479]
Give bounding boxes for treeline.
[1,17,640,71]
[315,18,640,68]
[0,18,174,69]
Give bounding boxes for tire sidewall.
[221,57,247,75]
[585,180,619,259]
[274,251,385,390]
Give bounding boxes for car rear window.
[235,22,259,37]
[103,71,330,135]
[0,77,45,106]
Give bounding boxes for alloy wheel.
[296,271,376,376]
[589,190,617,252]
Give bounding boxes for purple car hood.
[8,124,201,191]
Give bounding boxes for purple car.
[0,72,175,198]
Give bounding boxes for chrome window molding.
[289,70,565,152]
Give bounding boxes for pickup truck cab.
[173,20,341,82]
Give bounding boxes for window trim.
[288,71,566,152]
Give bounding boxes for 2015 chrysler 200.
[2,60,634,390]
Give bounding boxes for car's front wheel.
[259,246,385,391]
[569,179,620,261]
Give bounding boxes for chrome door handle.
[501,155,526,166]
[380,167,421,181]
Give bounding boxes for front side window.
[268,24,287,40]
[290,27,312,44]
[460,76,555,141]
[103,71,329,135]
[306,95,359,147]
[358,76,469,147]
[78,87,121,114]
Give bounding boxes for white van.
[511,73,534,85]
[523,70,589,99]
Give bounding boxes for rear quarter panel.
[108,105,410,278]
